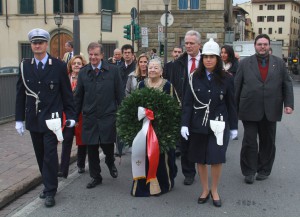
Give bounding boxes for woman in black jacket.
[181,39,238,207]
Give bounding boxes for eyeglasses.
[256,43,269,47]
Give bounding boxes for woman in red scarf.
[58,55,87,178]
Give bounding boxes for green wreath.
[117,88,181,154]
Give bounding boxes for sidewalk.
[0,122,77,209]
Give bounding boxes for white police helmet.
[28,28,50,43]
[202,38,220,56]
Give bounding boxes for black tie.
[38,62,43,73]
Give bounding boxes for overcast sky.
[233,0,250,4]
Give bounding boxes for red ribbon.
[145,108,160,183]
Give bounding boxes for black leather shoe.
[256,173,268,181]
[108,164,118,178]
[244,175,255,184]
[44,196,55,207]
[183,177,194,185]
[39,192,46,199]
[197,192,210,204]
[86,178,102,189]
[78,167,85,174]
[58,171,68,178]
[210,192,222,207]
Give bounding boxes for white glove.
[181,126,189,140]
[15,121,24,136]
[230,129,238,140]
[65,119,76,128]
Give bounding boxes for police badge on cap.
[28,28,50,43]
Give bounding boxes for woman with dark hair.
[220,45,239,76]
[181,39,237,207]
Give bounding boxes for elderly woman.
[58,55,87,178]
[126,53,149,96]
[130,59,177,197]
[181,39,237,207]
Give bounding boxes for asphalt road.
[5,83,300,217]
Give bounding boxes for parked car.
[0,66,19,74]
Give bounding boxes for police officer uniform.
[15,28,75,207]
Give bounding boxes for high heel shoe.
[210,191,222,207]
[197,192,210,204]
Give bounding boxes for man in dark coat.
[120,44,136,90]
[169,30,202,185]
[108,48,124,66]
[235,34,294,184]
[163,45,183,80]
[15,28,76,207]
[74,42,124,189]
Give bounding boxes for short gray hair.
[87,42,103,54]
[148,58,162,71]
[185,30,201,44]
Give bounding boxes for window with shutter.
[53,0,83,14]
[20,0,34,14]
[101,0,115,12]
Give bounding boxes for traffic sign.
[131,7,138,19]
[158,25,164,42]
[141,27,148,36]
[160,13,174,27]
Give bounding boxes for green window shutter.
[102,0,115,12]
[0,0,2,15]
[20,0,34,14]
[53,0,60,13]
[78,0,83,13]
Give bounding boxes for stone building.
[0,0,231,67]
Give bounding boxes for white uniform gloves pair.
[180,126,238,141]
[15,120,76,136]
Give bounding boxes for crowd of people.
[15,28,294,208]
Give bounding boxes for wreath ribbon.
[132,107,160,183]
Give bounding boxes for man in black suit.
[171,30,202,185]
[15,28,76,207]
[74,42,124,189]
[235,34,294,184]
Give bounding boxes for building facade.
[0,0,231,67]
[238,0,300,58]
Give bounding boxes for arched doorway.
[50,32,73,60]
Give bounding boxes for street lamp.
[54,12,64,59]
[163,0,170,65]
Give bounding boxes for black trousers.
[180,137,196,178]
[87,143,115,179]
[59,127,74,177]
[30,131,58,196]
[77,145,87,168]
[241,116,277,176]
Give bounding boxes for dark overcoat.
[74,61,124,145]
[15,55,75,132]
[234,55,294,122]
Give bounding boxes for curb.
[0,153,77,209]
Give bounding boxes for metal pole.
[131,20,135,51]
[164,4,168,65]
[73,0,80,55]
[58,27,61,59]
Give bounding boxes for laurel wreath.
[116,88,181,153]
